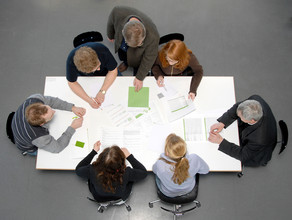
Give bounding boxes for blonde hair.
[73,46,100,73]
[163,133,190,185]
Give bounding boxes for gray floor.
[1,0,291,219]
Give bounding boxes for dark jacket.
[218,95,277,167]
[107,6,160,81]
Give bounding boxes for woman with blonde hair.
[151,40,203,100]
[76,141,147,202]
[153,134,209,197]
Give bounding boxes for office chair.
[149,174,201,220]
[87,196,131,213]
[237,120,289,178]
[5,112,34,156]
[159,33,184,45]
[73,31,103,48]
[278,120,288,154]
[6,112,15,144]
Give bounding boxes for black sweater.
[76,150,147,201]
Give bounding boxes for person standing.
[107,6,159,91]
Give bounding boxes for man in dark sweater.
[208,95,277,167]
[66,42,118,109]
[107,6,160,91]
[11,94,85,155]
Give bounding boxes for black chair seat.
[279,120,288,154]
[157,184,198,205]
[6,112,15,144]
[159,33,184,45]
[73,31,103,48]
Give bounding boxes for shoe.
[118,62,128,72]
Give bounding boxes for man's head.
[73,46,101,73]
[237,100,263,125]
[122,20,146,48]
[25,103,56,126]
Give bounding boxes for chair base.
[87,197,131,213]
[149,199,200,219]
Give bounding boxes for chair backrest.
[279,120,288,154]
[6,112,15,144]
[159,33,184,45]
[73,31,103,48]
[156,174,199,205]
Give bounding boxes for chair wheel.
[196,202,201,208]
[126,206,132,212]
[149,202,153,208]
[237,172,244,178]
[98,207,104,213]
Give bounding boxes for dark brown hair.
[92,146,126,193]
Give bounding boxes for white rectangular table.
[36,76,241,172]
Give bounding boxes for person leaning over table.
[66,42,118,109]
[75,141,147,202]
[151,40,203,101]
[208,95,277,167]
[107,6,160,92]
[11,94,85,155]
[153,133,209,198]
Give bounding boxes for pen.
[91,97,103,110]
[160,80,167,91]
[91,97,98,104]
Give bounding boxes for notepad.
[128,87,149,108]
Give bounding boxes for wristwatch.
[99,90,106,95]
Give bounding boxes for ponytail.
[172,157,190,185]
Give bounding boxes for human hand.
[95,92,105,105]
[208,132,224,144]
[71,117,83,129]
[133,78,143,92]
[188,92,196,101]
[93,141,101,153]
[108,37,114,43]
[72,106,86,117]
[121,147,131,158]
[156,76,164,87]
[88,98,101,109]
[210,122,225,134]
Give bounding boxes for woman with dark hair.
[75,141,147,202]
[151,40,203,100]
[153,134,209,197]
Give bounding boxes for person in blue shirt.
[66,42,118,109]
[153,133,209,197]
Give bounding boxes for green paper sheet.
[128,87,149,108]
[75,141,85,148]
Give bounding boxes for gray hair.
[122,20,146,47]
[237,100,263,121]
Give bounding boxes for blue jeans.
[27,150,38,156]
[117,69,123,76]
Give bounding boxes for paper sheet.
[166,96,196,122]
[128,87,149,108]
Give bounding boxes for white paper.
[166,96,196,122]
[147,125,173,153]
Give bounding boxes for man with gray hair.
[208,95,277,167]
[107,6,159,91]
